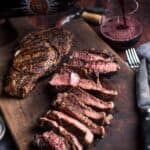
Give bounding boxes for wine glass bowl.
[100,0,143,50]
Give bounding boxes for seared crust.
[34,131,70,150]
[21,28,73,56]
[5,28,73,98]
[13,45,59,74]
[5,68,38,98]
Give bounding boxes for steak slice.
[49,71,118,97]
[67,58,120,74]
[70,88,114,109]
[56,90,112,125]
[13,45,59,74]
[53,92,105,137]
[40,117,83,150]
[46,110,94,144]
[34,131,70,150]
[70,50,114,62]
[68,49,120,75]
[5,28,73,98]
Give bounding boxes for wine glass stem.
[118,0,127,26]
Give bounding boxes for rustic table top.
[0,0,149,150]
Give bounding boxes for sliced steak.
[40,117,83,150]
[13,45,59,74]
[70,88,114,109]
[70,50,114,62]
[76,102,106,120]
[49,71,118,97]
[34,131,70,150]
[46,110,94,144]
[67,58,120,74]
[53,92,105,137]
[5,28,73,98]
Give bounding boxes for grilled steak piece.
[75,102,106,121]
[5,68,38,97]
[70,50,114,62]
[5,28,73,98]
[67,58,120,74]
[40,117,83,150]
[49,71,118,97]
[70,88,114,109]
[21,28,72,56]
[53,92,105,137]
[46,110,94,144]
[34,131,70,150]
[53,92,106,120]
[54,90,112,125]
[67,49,120,75]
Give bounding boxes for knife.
[56,7,106,27]
[136,58,150,150]
[0,116,6,140]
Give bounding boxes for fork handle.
[141,110,150,150]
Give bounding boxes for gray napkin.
[136,42,150,82]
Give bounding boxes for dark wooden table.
[0,1,149,150]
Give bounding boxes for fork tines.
[125,48,140,70]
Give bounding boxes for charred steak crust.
[71,50,114,62]
[70,88,114,110]
[67,58,120,74]
[5,68,40,98]
[5,28,73,98]
[13,45,59,74]
[20,28,73,56]
[34,131,70,150]
[49,70,118,97]
[68,49,120,74]
[46,110,94,145]
[34,49,119,149]
[40,117,83,150]
[53,92,105,137]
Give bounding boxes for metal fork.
[125,48,141,71]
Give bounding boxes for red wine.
[100,16,142,41]
[118,0,127,28]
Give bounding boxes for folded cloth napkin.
[136,41,150,81]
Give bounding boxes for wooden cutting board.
[0,17,138,150]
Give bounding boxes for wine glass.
[105,0,139,17]
[100,0,143,49]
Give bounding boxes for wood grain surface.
[0,18,138,150]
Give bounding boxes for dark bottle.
[0,0,76,17]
